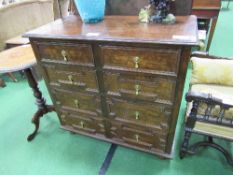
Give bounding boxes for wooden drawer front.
[37,42,94,65]
[110,121,167,152]
[103,71,176,105]
[59,110,105,135]
[52,88,102,117]
[43,64,98,92]
[100,46,180,74]
[107,98,171,131]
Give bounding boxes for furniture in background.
[53,0,70,19]
[105,0,193,16]
[25,15,198,158]
[0,0,70,86]
[0,0,54,51]
[5,35,30,48]
[0,45,55,140]
[192,0,221,51]
[180,52,233,166]
[2,36,30,83]
[0,0,53,86]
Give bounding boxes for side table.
[0,35,31,86]
[5,35,30,48]
[0,44,55,141]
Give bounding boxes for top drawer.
[100,46,181,75]
[36,42,94,65]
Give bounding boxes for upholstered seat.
[194,122,233,140]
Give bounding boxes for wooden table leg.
[0,78,6,87]
[206,18,218,51]
[24,68,55,141]
[7,73,18,82]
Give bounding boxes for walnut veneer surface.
[24,15,198,158]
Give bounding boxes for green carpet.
[0,2,233,175]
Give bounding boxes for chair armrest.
[185,91,233,129]
[186,91,233,109]
[191,51,209,58]
[191,51,233,60]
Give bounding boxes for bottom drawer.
[110,121,167,153]
[59,110,105,136]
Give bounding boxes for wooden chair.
[180,52,233,166]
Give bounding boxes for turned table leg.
[24,68,55,141]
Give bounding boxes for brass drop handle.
[135,84,141,96]
[80,121,84,128]
[74,99,79,108]
[61,50,68,61]
[133,56,140,69]
[135,134,139,142]
[61,114,66,119]
[68,75,73,84]
[135,111,140,120]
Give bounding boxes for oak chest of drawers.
[25,15,198,158]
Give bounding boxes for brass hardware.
[133,56,140,69]
[80,121,84,128]
[135,111,140,120]
[56,101,61,105]
[135,84,141,96]
[61,50,68,61]
[135,134,139,142]
[74,99,79,108]
[68,75,73,84]
[160,107,165,113]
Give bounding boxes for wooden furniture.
[0,78,5,87]
[2,35,31,83]
[180,52,233,166]
[105,0,193,16]
[24,15,198,158]
[5,35,30,48]
[192,0,221,50]
[0,45,55,140]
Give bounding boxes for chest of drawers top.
[24,15,198,45]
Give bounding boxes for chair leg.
[208,136,213,143]
[180,130,192,159]
[0,78,6,87]
[7,73,18,82]
[190,140,233,166]
[227,1,231,9]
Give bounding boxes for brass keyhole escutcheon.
[60,114,66,122]
[80,121,84,128]
[135,111,140,120]
[133,56,140,69]
[61,50,68,61]
[135,134,139,142]
[61,114,66,119]
[68,75,73,84]
[135,84,141,96]
[74,99,79,108]
[56,101,61,105]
